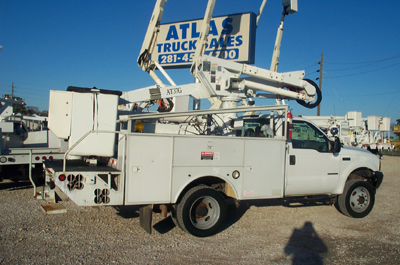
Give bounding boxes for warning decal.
[201,151,214,160]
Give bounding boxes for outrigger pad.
[67,86,122,96]
[139,205,153,234]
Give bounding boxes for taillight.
[35,156,40,161]
[59,174,66,181]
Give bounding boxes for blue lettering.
[209,38,218,49]
[157,44,163,53]
[189,40,197,50]
[172,42,180,52]
[191,22,200,38]
[166,25,179,41]
[181,41,188,51]
[164,43,172,52]
[218,37,224,48]
[235,35,243,46]
[228,36,235,47]
[180,23,190,39]
[222,37,229,48]
[221,18,233,35]
[209,20,218,36]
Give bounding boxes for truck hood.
[340,145,380,171]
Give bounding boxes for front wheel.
[337,179,375,218]
[176,185,227,237]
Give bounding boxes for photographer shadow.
[284,221,328,265]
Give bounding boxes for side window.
[241,118,274,138]
[291,121,329,152]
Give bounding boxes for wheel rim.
[349,186,370,213]
[189,196,220,230]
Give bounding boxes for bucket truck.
[37,0,382,237]
[303,112,392,156]
[0,97,67,183]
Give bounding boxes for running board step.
[41,203,67,215]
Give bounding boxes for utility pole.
[11,82,15,99]
[317,53,324,116]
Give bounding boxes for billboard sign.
[152,12,256,69]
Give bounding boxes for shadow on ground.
[284,221,328,265]
[0,180,33,191]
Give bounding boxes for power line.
[0,79,57,90]
[382,89,400,117]
[325,54,400,65]
[334,89,400,97]
[288,55,320,68]
[325,61,391,72]
[325,62,400,79]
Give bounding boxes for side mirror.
[332,137,341,153]
[330,127,339,136]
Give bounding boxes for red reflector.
[59,174,66,181]
[42,156,47,160]
[49,156,53,160]
[35,156,40,161]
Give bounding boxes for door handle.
[290,155,295,165]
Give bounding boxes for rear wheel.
[176,185,227,237]
[337,179,375,218]
[170,205,181,229]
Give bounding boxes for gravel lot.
[1,156,399,264]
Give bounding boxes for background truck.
[303,112,392,156]
[37,0,382,237]
[0,97,67,184]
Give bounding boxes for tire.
[176,185,227,237]
[337,179,375,218]
[170,205,182,229]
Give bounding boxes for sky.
[1,0,400,126]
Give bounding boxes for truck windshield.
[291,120,329,152]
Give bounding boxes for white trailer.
[37,0,383,237]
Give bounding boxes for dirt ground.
[0,156,399,264]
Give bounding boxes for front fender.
[333,168,383,194]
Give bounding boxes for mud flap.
[373,171,384,189]
[139,205,153,234]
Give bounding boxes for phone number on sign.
[158,48,239,65]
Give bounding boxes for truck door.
[285,120,340,196]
